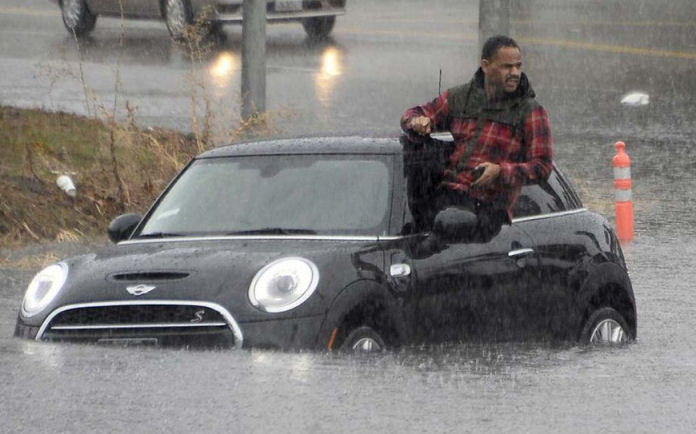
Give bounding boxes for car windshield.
[138,154,392,237]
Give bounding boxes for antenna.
[438,69,442,95]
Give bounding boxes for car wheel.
[580,307,631,344]
[60,0,97,37]
[338,326,386,353]
[164,0,194,41]
[302,16,336,40]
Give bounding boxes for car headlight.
[248,257,319,313]
[21,262,68,317]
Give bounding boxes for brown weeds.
[0,106,198,247]
[0,251,61,270]
[1,2,283,248]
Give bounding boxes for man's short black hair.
[481,35,520,60]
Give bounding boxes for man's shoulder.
[446,83,470,96]
[520,99,550,122]
[445,82,475,117]
[520,97,541,113]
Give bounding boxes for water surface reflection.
[316,46,344,106]
[208,51,239,90]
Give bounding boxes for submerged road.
[2,0,696,432]
[0,0,694,140]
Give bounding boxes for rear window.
[512,170,577,218]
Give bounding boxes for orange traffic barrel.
[612,141,634,241]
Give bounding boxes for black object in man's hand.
[472,166,485,182]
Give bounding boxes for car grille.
[39,302,242,348]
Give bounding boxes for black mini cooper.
[14,136,637,351]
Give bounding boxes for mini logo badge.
[126,284,156,296]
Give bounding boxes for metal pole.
[478,0,511,54]
[242,0,266,119]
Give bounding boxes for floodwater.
[2,0,696,432]
[2,234,696,432]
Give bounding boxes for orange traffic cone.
[613,141,634,242]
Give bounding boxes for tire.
[164,0,194,41]
[302,16,336,40]
[60,0,97,37]
[338,326,386,353]
[580,307,631,344]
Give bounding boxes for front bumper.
[14,320,40,340]
[238,315,325,350]
[14,300,326,351]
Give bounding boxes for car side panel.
[515,210,632,340]
[402,225,539,344]
[85,0,118,15]
[190,0,346,22]
[86,0,161,18]
[577,261,636,339]
[316,279,407,351]
[77,1,347,28]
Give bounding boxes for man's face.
[481,46,523,96]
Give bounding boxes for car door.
[85,0,120,14]
[510,168,589,340]
[402,223,539,344]
[86,0,160,17]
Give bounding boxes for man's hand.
[472,162,501,187]
[409,116,432,135]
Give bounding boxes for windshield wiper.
[226,228,317,235]
[136,232,187,239]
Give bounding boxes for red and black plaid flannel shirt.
[401,86,553,219]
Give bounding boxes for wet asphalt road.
[2,0,696,432]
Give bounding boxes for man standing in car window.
[401,35,553,239]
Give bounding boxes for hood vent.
[109,272,190,281]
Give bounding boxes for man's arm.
[400,91,451,135]
[497,105,553,186]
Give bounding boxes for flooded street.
[2,0,696,432]
[3,234,696,432]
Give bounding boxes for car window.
[553,166,584,209]
[512,170,568,218]
[139,154,392,236]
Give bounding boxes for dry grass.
[0,106,200,247]
[0,7,283,248]
[0,251,62,271]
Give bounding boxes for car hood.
[32,237,386,325]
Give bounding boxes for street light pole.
[478,0,511,53]
[242,0,266,119]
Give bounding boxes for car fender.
[577,261,637,338]
[314,279,406,350]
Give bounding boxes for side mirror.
[432,207,478,242]
[107,213,142,244]
[409,207,479,259]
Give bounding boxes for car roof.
[198,136,403,158]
